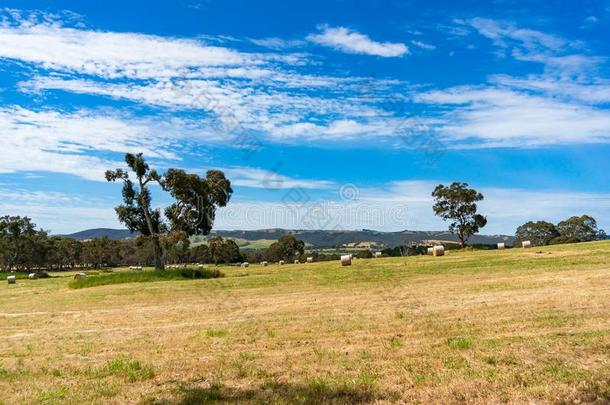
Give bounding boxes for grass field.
[1,241,609,404]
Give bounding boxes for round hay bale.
[294,260,300,264]
[7,275,16,284]
[279,260,285,265]
[374,252,382,258]
[340,255,352,266]
[427,247,434,255]
[241,262,249,268]
[306,257,313,263]
[433,245,445,257]
[28,273,38,280]
[497,242,505,250]
[74,272,87,280]
[522,240,532,248]
[261,261,268,267]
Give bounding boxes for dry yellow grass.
[1,241,609,404]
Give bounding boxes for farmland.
[1,241,609,404]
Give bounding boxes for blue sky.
[1,0,610,235]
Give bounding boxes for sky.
[1,0,610,235]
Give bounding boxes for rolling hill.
[65,228,513,248]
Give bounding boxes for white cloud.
[410,40,436,50]
[0,106,228,181]
[415,86,610,146]
[22,76,404,143]
[249,37,306,49]
[463,18,602,77]
[491,74,610,104]
[0,187,121,234]
[220,166,335,190]
[0,14,304,80]
[307,26,408,57]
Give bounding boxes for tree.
[0,216,38,271]
[514,221,560,246]
[556,215,602,243]
[83,237,120,269]
[208,236,242,264]
[188,244,212,264]
[106,153,232,270]
[432,182,487,247]
[162,230,190,265]
[264,235,305,262]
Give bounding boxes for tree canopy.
[264,235,305,262]
[208,236,242,264]
[556,215,604,243]
[514,221,560,246]
[432,182,487,247]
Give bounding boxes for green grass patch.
[88,358,155,382]
[446,336,473,350]
[206,329,228,338]
[69,268,223,289]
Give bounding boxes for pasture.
[1,241,609,404]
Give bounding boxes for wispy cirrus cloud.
[460,17,603,77]
[307,25,409,57]
[0,11,306,80]
[0,105,226,180]
[221,166,335,190]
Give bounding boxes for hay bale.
[7,275,16,284]
[294,260,300,264]
[28,273,38,280]
[433,245,445,257]
[241,262,249,268]
[279,260,285,265]
[497,242,505,250]
[427,247,434,255]
[74,272,86,280]
[306,257,313,263]
[374,252,382,258]
[261,261,268,267]
[522,240,532,248]
[340,255,352,266]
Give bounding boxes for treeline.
[0,217,345,271]
[0,216,243,271]
[514,215,606,246]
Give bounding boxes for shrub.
[69,268,223,289]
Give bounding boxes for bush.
[69,267,223,289]
[6,271,51,279]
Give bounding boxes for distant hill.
[63,228,138,241]
[208,229,513,249]
[65,228,513,248]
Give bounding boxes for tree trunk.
[137,177,164,271]
[152,235,164,270]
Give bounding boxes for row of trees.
[0,217,246,271]
[0,216,127,270]
[514,215,606,246]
